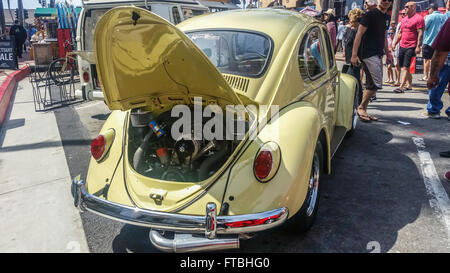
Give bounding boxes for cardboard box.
[33,43,53,65]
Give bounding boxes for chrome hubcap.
[306,153,320,217]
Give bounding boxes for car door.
[320,26,338,136]
[322,28,339,126]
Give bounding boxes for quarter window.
[322,28,335,69]
[172,7,182,25]
[298,27,326,80]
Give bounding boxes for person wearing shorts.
[351,0,391,122]
[422,4,445,81]
[398,46,416,68]
[351,0,392,122]
[393,2,425,93]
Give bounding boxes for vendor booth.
[29,2,81,112]
[31,5,81,65]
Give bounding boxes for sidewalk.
[0,51,89,252]
[0,51,33,128]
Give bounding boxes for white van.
[75,0,209,101]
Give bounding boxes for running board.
[330,126,347,158]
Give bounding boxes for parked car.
[75,0,209,101]
[72,7,359,252]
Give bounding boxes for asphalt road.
[54,75,450,253]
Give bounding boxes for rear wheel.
[286,140,323,233]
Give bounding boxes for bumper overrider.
[71,176,289,252]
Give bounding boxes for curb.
[0,66,31,127]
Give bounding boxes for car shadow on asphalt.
[111,225,157,253]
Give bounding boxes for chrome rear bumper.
[72,176,288,251]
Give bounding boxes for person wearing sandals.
[385,30,395,84]
[343,8,365,105]
[393,2,425,93]
[422,4,445,82]
[392,11,405,87]
[351,0,392,122]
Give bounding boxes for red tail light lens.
[225,215,281,228]
[254,150,273,180]
[83,72,89,83]
[91,135,106,161]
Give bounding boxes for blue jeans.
[427,65,450,116]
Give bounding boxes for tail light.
[91,129,115,162]
[83,72,89,83]
[254,151,273,180]
[224,214,281,228]
[253,142,281,183]
[91,135,106,161]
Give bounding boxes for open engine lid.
[94,6,243,111]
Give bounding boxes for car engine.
[128,108,246,182]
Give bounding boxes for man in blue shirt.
[422,3,445,81]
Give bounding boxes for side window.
[298,27,326,80]
[172,7,182,24]
[322,28,335,69]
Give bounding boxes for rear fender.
[335,73,357,130]
[222,101,329,218]
[86,110,130,205]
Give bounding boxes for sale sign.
[0,39,18,70]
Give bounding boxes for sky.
[1,0,82,9]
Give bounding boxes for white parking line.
[412,137,450,245]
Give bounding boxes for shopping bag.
[409,57,416,74]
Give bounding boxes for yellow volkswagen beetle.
[72,7,359,252]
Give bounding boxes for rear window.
[187,30,272,78]
[83,6,208,51]
[83,9,109,51]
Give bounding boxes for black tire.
[48,58,76,85]
[285,140,323,233]
[346,86,359,138]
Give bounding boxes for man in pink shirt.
[393,2,425,93]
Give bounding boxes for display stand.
[28,63,80,112]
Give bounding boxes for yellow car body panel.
[336,73,358,130]
[86,110,127,200]
[223,102,325,216]
[85,8,357,217]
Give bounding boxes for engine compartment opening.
[127,106,251,182]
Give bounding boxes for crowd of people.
[326,0,449,181]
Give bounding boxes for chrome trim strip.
[73,176,289,234]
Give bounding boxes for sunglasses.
[382,0,392,2]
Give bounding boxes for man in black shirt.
[351,0,392,122]
[9,20,27,59]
